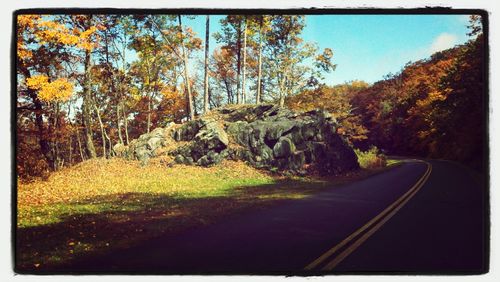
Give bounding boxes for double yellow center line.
[304,160,432,271]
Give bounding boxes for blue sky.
[185,14,472,85]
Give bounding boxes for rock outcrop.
[114,104,359,175]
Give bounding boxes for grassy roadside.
[16,158,402,271]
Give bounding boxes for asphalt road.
[61,159,487,274]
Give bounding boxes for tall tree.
[263,15,335,106]
[178,15,195,120]
[214,15,248,105]
[203,15,210,113]
[255,15,265,104]
[241,16,248,104]
[17,15,96,172]
[209,47,237,104]
[69,15,99,158]
[235,19,242,104]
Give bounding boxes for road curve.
[59,159,487,274]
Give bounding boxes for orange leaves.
[17,15,41,60]
[287,83,369,143]
[416,90,448,108]
[160,87,187,122]
[160,88,181,100]
[26,75,74,102]
[18,15,41,28]
[17,45,33,60]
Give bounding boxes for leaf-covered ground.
[16,158,397,271]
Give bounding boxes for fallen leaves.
[16,158,344,271]
[18,158,273,209]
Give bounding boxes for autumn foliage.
[15,13,486,271]
[16,14,339,179]
[349,29,485,170]
[16,14,485,179]
[287,81,369,143]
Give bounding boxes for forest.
[16,14,486,179]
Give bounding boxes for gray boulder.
[273,137,296,158]
[116,104,359,175]
[171,119,229,166]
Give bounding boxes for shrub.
[354,146,387,169]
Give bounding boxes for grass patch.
[354,146,387,169]
[16,157,400,271]
[386,158,403,166]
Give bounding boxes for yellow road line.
[321,163,432,270]
[304,160,432,271]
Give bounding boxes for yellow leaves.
[17,46,33,60]
[428,90,447,102]
[418,130,431,139]
[350,80,369,89]
[130,87,142,102]
[26,75,74,102]
[22,16,98,51]
[79,26,97,39]
[36,20,78,45]
[160,88,181,100]
[416,90,449,108]
[18,15,40,28]
[17,15,42,60]
[26,75,49,90]
[76,26,98,50]
[77,41,94,51]
[17,158,272,208]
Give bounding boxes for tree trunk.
[147,94,151,133]
[256,16,264,104]
[53,102,61,170]
[242,17,248,104]
[76,130,85,162]
[104,30,123,145]
[93,100,107,157]
[120,28,128,144]
[117,103,124,144]
[279,72,287,107]
[236,20,242,104]
[224,79,232,104]
[178,15,195,120]
[123,104,130,145]
[22,68,55,169]
[203,15,210,113]
[33,96,54,169]
[67,103,73,166]
[68,135,73,166]
[82,48,97,158]
[279,94,286,107]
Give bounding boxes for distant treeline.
[288,16,485,171]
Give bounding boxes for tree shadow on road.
[16,177,333,272]
[16,164,397,273]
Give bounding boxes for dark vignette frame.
[11,7,490,276]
